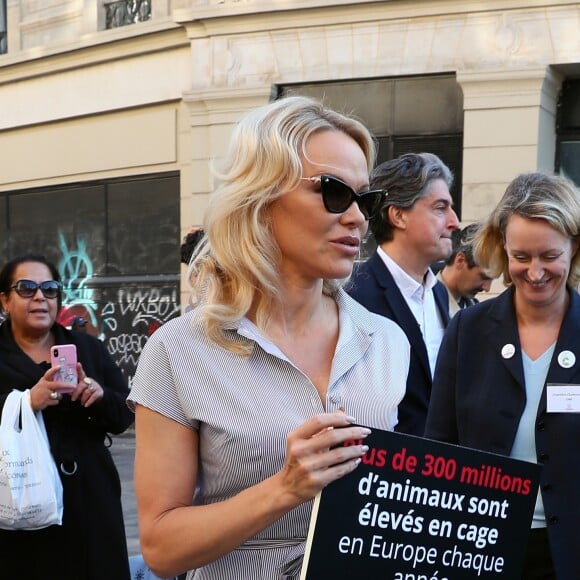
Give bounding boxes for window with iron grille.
[104,0,151,30]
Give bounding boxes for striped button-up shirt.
[129,289,409,579]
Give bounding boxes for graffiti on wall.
[57,233,100,327]
[100,286,180,384]
[55,232,180,385]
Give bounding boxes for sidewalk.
[110,430,140,557]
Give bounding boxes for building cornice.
[0,23,188,83]
[174,0,580,37]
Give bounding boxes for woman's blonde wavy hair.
[473,171,580,287]
[188,95,376,352]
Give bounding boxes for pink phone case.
[51,344,78,392]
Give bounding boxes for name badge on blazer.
[546,384,580,413]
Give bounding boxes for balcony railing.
[105,0,151,30]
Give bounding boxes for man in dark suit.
[346,152,459,436]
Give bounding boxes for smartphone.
[50,344,78,392]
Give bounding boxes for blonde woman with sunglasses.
[129,96,410,580]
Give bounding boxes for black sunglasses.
[301,175,386,220]
[10,279,62,299]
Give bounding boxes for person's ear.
[455,251,467,269]
[0,292,9,315]
[388,205,407,230]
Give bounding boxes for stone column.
[182,86,273,219]
[6,0,20,52]
[458,66,563,222]
[179,86,272,307]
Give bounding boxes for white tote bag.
[0,389,64,530]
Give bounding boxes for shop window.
[277,75,464,259]
[556,78,580,187]
[0,172,180,385]
[277,74,464,217]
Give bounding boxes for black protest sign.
[300,429,541,580]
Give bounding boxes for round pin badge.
[501,344,516,359]
[557,350,576,369]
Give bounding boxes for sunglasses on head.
[10,279,62,299]
[301,175,386,220]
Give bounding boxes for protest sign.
[300,429,541,580]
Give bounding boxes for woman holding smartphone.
[0,253,134,580]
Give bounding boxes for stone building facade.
[1,0,579,380]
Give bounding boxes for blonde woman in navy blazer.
[426,172,580,580]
